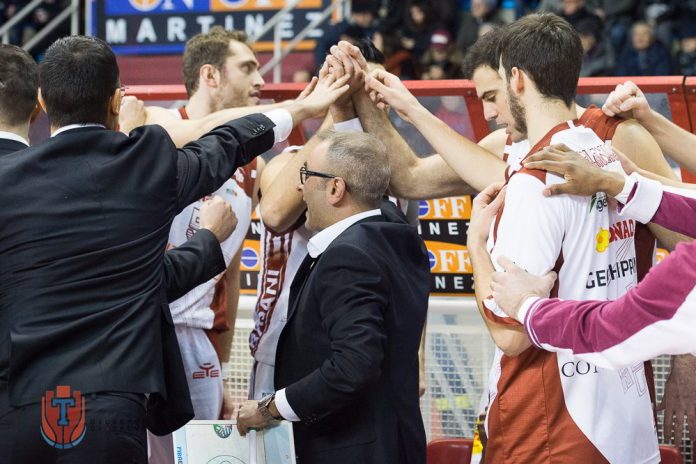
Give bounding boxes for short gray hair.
[317,130,390,208]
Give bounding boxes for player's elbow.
[493,331,532,357]
[259,201,298,233]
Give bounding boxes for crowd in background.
[313,0,696,80]
[0,0,69,58]
[3,0,695,77]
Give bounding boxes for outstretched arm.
[492,240,696,369]
[364,68,505,193]
[604,81,696,174]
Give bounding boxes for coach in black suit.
[0,37,345,462]
[0,44,235,309]
[237,130,430,464]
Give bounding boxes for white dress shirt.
[275,208,381,421]
[0,130,29,146]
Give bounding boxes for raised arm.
[176,74,351,209]
[491,239,696,369]
[152,101,291,148]
[467,183,532,356]
[523,145,696,239]
[364,69,505,193]
[612,118,689,249]
[603,81,696,174]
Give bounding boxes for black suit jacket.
[0,117,274,433]
[0,138,28,156]
[275,201,430,464]
[2,136,226,305]
[163,229,225,303]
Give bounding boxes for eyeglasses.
[299,166,338,185]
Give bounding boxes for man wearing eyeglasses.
[236,129,430,464]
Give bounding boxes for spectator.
[399,1,439,63]
[313,0,378,72]
[421,29,465,79]
[558,0,604,37]
[675,21,696,76]
[2,0,29,45]
[577,17,614,76]
[379,0,439,79]
[592,0,638,59]
[456,0,506,52]
[617,21,672,76]
[639,0,678,51]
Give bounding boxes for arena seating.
[427,438,474,464]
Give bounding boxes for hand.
[118,96,146,134]
[286,71,351,124]
[490,256,557,320]
[523,144,626,197]
[236,400,272,436]
[295,75,318,102]
[220,390,235,420]
[602,81,652,122]
[660,355,696,449]
[327,43,367,108]
[364,69,423,124]
[199,196,237,242]
[467,182,506,247]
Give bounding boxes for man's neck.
[526,98,577,147]
[185,92,215,119]
[0,124,29,142]
[321,205,375,231]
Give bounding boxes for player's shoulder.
[578,105,624,140]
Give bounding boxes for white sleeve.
[263,109,293,144]
[616,173,663,224]
[274,388,301,422]
[485,172,570,324]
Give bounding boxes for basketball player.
[367,14,662,463]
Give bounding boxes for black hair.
[462,26,503,79]
[497,14,582,108]
[0,44,38,127]
[40,36,120,127]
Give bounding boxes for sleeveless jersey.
[483,119,659,464]
[167,160,257,329]
[166,106,257,336]
[250,216,312,366]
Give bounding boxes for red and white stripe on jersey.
[483,120,659,464]
[250,216,311,366]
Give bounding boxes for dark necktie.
[287,254,319,320]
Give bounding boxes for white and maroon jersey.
[521,175,696,367]
[167,159,258,329]
[250,217,311,366]
[502,135,530,180]
[483,120,658,464]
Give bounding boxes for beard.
[507,84,528,139]
[214,74,251,111]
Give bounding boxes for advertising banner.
[87,0,334,55]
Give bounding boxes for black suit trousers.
[0,392,147,464]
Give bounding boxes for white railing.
[0,0,79,52]
[251,0,351,83]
